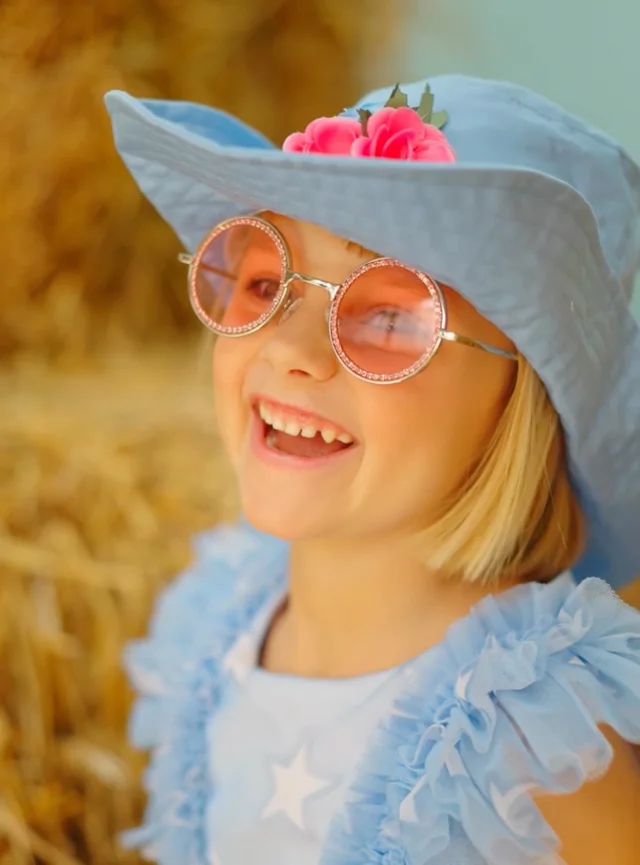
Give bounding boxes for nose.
[259,280,338,381]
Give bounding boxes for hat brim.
[105,90,640,588]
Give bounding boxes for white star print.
[261,744,332,831]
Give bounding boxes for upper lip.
[250,394,356,438]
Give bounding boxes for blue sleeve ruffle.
[322,576,640,865]
[120,521,287,865]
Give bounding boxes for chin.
[240,491,336,542]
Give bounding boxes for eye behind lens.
[334,264,441,376]
[192,221,287,332]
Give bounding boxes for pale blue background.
[388,0,640,318]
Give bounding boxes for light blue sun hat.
[104,74,640,589]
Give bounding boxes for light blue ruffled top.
[121,522,640,865]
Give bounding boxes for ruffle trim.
[120,521,287,865]
[322,575,640,865]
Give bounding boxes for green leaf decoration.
[357,108,372,135]
[384,83,409,109]
[430,109,449,130]
[359,82,448,136]
[418,85,434,123]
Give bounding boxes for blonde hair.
[418,356,585,585]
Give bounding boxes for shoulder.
[326,575,640,865]
[537,725,640,865]
[123,519,287,749]
[435,577,640,863]
[119,520,287,862]
[445,576,640,864]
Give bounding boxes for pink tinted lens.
[191,221,286,331]
[335,263,442,376]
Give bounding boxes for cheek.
[358,355,513,504]
[212,338,250,463]
[423,356,514,485]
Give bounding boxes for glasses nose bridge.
[284,268,341,301]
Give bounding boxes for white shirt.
[204,603,425,865]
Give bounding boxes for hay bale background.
[0,1,404,861]
[0,347,234,864]
[0,0,402,364]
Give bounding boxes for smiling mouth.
[262,419,352,457]
[254,400,356,459]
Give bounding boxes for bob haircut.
[417,355,585,584]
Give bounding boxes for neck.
[261,531,505,678]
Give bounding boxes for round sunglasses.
[179,215,517,384]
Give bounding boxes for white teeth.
[258,404,273,425]
[257,402,353,445]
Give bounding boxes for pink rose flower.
[282,106,456,163]
[283,116,362,156]
[351,107,456,162]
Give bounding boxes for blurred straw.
[0,346,236,863]
[0,0,405,849]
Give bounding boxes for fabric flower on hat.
[353,106,455,162]
[283,116,362,156]
[283,83,456,163]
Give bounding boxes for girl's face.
[213,214,516,542]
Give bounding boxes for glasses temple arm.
[439,329,518,360]
[177,253,235,280]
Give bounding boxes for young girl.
[105,74,640,865]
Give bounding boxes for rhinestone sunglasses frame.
[179,215,518,384]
